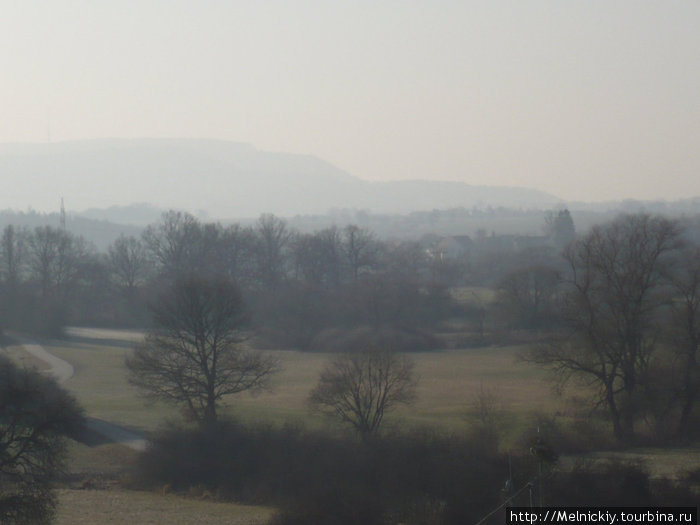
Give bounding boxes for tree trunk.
[605,382,627,442]
[678,352,698,438]
[203,394,218,425]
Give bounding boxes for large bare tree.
[527,214,681,441]
[309,346,416,439]
[666,244,700,437]
[126,277,278,425]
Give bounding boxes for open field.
[36,338,180,432]
[229,345,559,434]
[41,328,560,433]
[55,489,274,525]
[43,333,556,524]
[57,431,274,524]
[6,328,698,522]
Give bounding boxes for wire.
[474,482,533,525]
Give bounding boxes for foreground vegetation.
[2,209,700,523]
[130,421,699,524]
[4,328,698,525]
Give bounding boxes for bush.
[549,460,652,506]
[134,421,507,524]
[515,412,617,455]
[0,354,84,524]
[134,420,698,522]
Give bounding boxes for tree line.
[0,211,455,348]
[1,210,698,443]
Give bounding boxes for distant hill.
[0,138,561,218]
[79,203,170,226]
[0,210,142,251]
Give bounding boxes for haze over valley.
[1,3,699,523]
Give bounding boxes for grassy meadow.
[44,331,558,524]
[6,328,698,523]
[39,329,561,435]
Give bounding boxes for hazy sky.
[2,1,699,202]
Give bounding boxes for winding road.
[17,337,147,452]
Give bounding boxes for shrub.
[0,354,84,524]
[134,421,507,524]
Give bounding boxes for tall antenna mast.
[60,198,66,229]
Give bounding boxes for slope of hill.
[0,139,561,218]
[0,210,142,251]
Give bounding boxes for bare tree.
[24,226,92,334]
[526,214,681,441]
[666,244,700,437]
[291,227,343,289]
[27,226,89,302]
[0,226,28,331]
[255,214,291,290]
[308,346,417,438]
[496,265,561,329]
[380,241,427,281]
[0,355,84,524]
[126,277,278,425]
[107,234,151,298]
[468,383,505,438]
[142,210,216,280]
[342,225,378,281]
[215,224,257,286]
[0,225,27,289]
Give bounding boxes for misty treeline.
[0,211,457,348]
[0,209,576,340]
[1,210,699,441]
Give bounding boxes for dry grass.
[66,441,139,477]
[38,338,180,431]
[58,439,275,525]
[450,286,496,304]
[561,447,700,480]
[29,332,561,433]
[409,346,553,425]
[224,345,558,432]
[7,328,699,519]
[55,489,274,525]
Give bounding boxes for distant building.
[434,235,474,260]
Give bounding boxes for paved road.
[18,337,147,452]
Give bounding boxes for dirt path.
[18,337,147,452]
[17,337,75,383]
